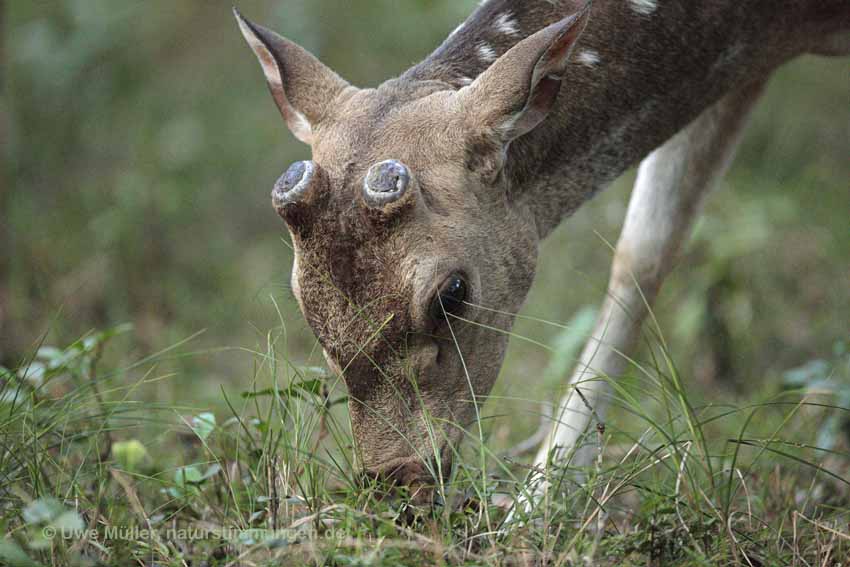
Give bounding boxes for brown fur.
[235,1,849,482]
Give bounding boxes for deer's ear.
[234,9,350,145]
[457,5,590,144]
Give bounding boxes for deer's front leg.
[534,80,767,471]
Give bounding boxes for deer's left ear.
[457,4,590,144]
[234,9,351,145]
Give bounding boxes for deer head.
[235,4,590,493]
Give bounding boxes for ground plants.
[1,316,847,566]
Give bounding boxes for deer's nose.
[363,458,438,505]
[367,458,429,486]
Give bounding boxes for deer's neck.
[406,0,824,237]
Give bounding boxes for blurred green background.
[4,1,849,428]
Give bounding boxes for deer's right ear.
[234,8,350,145]
[457,4,590,145]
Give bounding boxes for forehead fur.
[294,217,412,387]
[313,80,469,175]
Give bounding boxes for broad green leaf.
[191,412,216,441]
[174,465,204,486]
[22,498,62,525]
[0,540,43,567]
[201,464,221,480]
[18,363,46,388]
[35,347,63,361]
[51,511,85,535]
[782,359,831,387]
[112,439,152,472]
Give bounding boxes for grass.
[1,308,848,566]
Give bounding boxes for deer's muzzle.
[363,455,449,506]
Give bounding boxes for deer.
[234,0,850,502]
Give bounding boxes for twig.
[795,512,850,542]
[267,454,279,531]
[573,386,604,431]
[674,442,696,548]
[736,468,753,530]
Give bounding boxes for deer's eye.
[430,274,468,322]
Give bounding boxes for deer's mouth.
[362,453,453,505]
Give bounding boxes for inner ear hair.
[234,8,351,145]
[456,5,591,144]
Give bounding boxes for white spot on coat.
[495,12,520,37]
[629,0,658,15]
[477,42,497,63]
[457,76,474,86]
[576,49,601,67]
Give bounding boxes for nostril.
[393,461,429,487]
[412,340,440,373]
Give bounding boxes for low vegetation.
[2,316,847,566]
